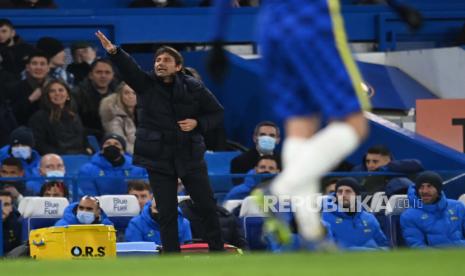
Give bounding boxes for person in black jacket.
[96,30,224,253]
[0,191,22,255]
[28,79,89,155]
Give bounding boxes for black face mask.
[102,145,124,166]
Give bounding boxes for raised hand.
[95,30,116,54]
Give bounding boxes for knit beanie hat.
[415,171,443,193]
[335,177,362,195]
[102,133,127,151]
[36,37,65,59]
[10,126,35,147]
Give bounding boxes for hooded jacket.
[124,201,192,244]
[99,93,136,154]
[77,152,147,196]
[54,202,113,226]
[322,195,388,250]
[400,185,465,248]
[224,169,261,201]
[2,209,22,254]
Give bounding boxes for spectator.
[28,79,88,155]
[322,178,388,250]
[27,153,67,195]
[128,180,153,211]
[179,199,248,249]
[6,51,50,125]
[36,37,74,87]
[55,195,113,226]
[0,191,22,255]
[230,121,281,184]
[125,199,192,245]
[0,126,41,179]
[351,145,423,193]
[224,155,280,201]
[321,177,338,195]
[0,0,57,8]
[0,157,27,205]
[99,82,137,154]
[39,181,68,198]
[400,171,465,248]
[78,133,147,196]
[129,0,209,8]
[67,41,97,84]
[73,58,118,140]
[0,18,35,77]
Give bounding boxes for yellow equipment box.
[29,225,117,260]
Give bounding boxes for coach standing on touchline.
[96,30,224,253]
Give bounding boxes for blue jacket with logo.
[78,152,147,196]
[54,202,113,226]
[322,196,389,250]
[125,201,192,244]
[400,185,465,248]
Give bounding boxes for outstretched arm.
[95,30,150,94]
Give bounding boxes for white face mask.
[45,170,65,178]
[257,136,277,153]
[76,211,95,224]
[11,146,32,160]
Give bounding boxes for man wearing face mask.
[78,133,147,196]
[55,195,113,226]
[224,155,280,201]
[230,121,281,185]
[125,199,192,245]
[26,153,67,196]
[0,126,41,180]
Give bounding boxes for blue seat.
[384,195,409,247]
[62,154,91,176]
[205,151,241,195]
[241,216,267,250]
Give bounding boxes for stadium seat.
[239,196,263,217]
[61,154,91,176]
[205,151,241,196]
[98,195,140,242]
[21,197,69,242]
[384,195,409,247]
[241,216,267,250]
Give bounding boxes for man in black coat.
[0,191,22,255]
[96,31,224,253]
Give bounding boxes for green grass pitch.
[1,249,465,275]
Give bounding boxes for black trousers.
[148,163,224,253]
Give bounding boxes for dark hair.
[256,155,280,170]
[321,177,339,192]
[0,190,13,200]
[128,180,152,193]
[89,58,114,73]
[40,182,69,198]
[154,46,183,66]
[26,51,49,64]
[1,157,24,171]
[253,121,280,138]
[367,145,391,157]
[0,18,14,28]
[41,79,75,122]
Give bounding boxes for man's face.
[78,198,100,218]
[102,139,124,154]
[154,53,181,80]
[89,62,114,90]
[39,154,65,176]
[50,50,66,67]
[129,189,152,210]
[337,186,357,209]
[418,183,439,204]
[254,125,280,145]
[76,47,96,64]
[255,159,279,174]
[324,183,337,195]
[43,185,65,197]
[0,164,24,178]
[365,153,390,171]
[0,195,13,220]
[0,25,15,44]
[26,57,50,80]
